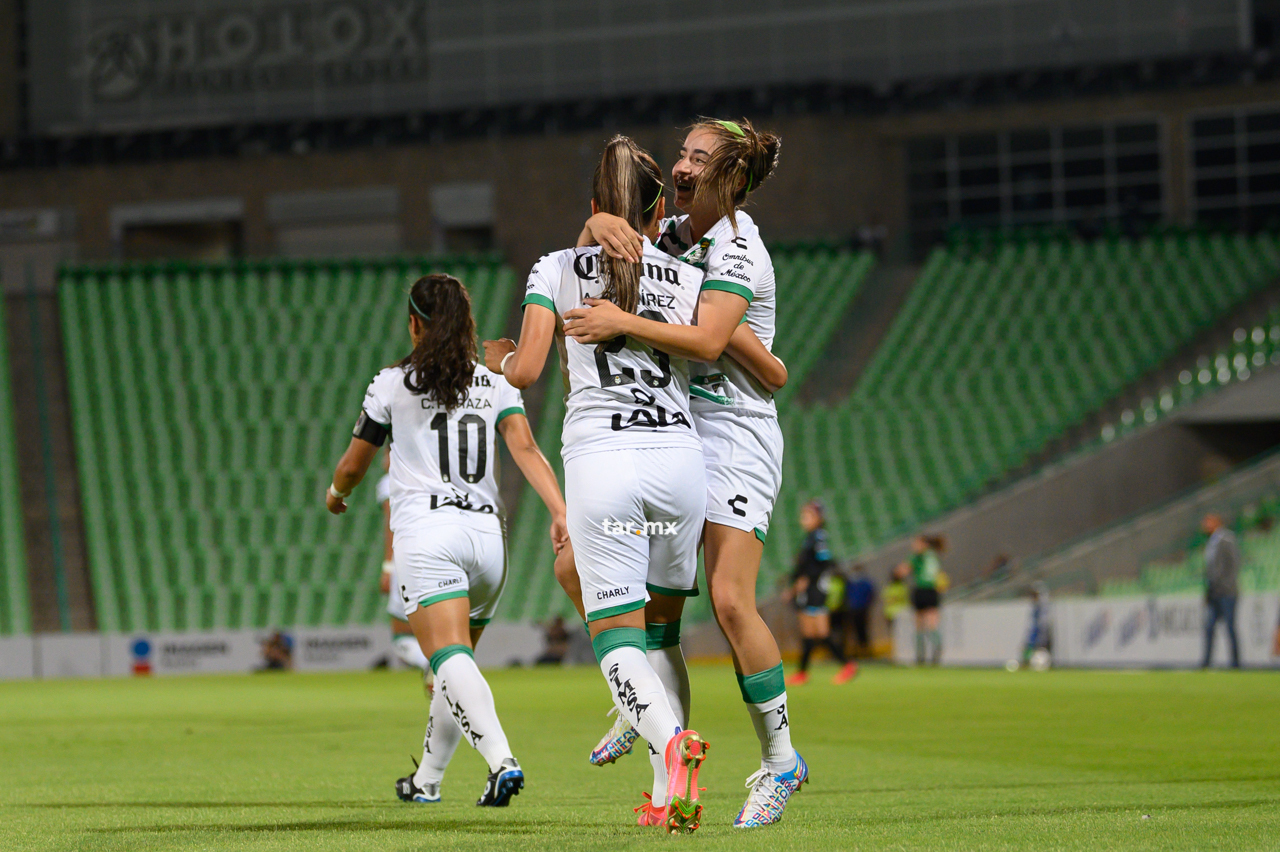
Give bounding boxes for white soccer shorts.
[565,446,706,622]
[695,408,784,543]
[393,517,507,627]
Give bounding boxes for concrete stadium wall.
[892,593,1280,668]
[6,81,1280,273]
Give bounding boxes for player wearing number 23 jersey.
[523,243,702,464]
[522,240,705,619]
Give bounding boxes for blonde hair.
[688,117,781,234]
[592,135,664,314]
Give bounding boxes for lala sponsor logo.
[130,638,153,675]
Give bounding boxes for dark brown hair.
[399,273,476,410]
[592,135,664,314]
[689,117,781,234]
[923,534,949,554]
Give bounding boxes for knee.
[710,586,752,632]
[553,551,577,592]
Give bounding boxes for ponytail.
[399,274,477,410]
[592,135,664,314]
[689,117,781,234]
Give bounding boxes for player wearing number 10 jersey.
[325,273,567,808]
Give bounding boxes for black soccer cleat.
[396,757,441,803]
[476,758,524,807]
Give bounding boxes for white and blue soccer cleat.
[476,758,524,807]
[732,751,809,828]
[589,706,639,766]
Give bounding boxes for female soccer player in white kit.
[325,273,568,807]
[484,136,711,833]
[567,118,811,828]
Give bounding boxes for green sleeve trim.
[591,626,646,661]
[701,279,753,304]
[645,621,682,650]
[737,663,786,704]
[521,293,556,313]
[496,406,525,425]
[586,598,645,623]
[428,643,474,672]
[469,617,491,629]
[690,385,733,406]
[645,582,700,598]
[418,588,470,609]
[754,528,767,544]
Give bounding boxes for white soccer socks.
[413,675,464,787]
[594,627,684,802]
[425,645,514,774]
[644,621,691,807]
[738,664,795,774]
[645,621,691,728]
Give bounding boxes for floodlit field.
[1,663,1277,851]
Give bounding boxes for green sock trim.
[645,621,681,650]
[738,663,786,704]
[428,644,473,672]
[591,627,646,663]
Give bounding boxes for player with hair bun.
[325,273,567,808]
[566,117,809,828]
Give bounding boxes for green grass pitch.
[1,663,1277,851]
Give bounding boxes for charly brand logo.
[80,1,429,103]
[607,664,650,722]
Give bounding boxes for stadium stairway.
[970,447,1280,600]
[59,256,516,632]
[3,288,93,632]
[760,230,1280,601]
[0,295,31,635]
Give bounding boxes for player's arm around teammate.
[486,137,711,832]
[573,119,816,829]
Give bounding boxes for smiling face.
[672,128,723,213]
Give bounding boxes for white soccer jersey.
[522,240,703,463]
[360,364,524,537]
[656,210,777,415]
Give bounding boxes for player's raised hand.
[483,338,517,373]
[583,212,642,263]
[564,298,629,343]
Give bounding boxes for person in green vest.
[882,562,910,657]
[910,534,947,665]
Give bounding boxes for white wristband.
[500,351,515,376]
[328,483,351,500]
[381,560,395,575]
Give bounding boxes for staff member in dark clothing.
[786,500,858,686]
[1201,513,1241,669]
[844,563,876,658]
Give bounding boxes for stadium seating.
[60,257,514,632]
[497,245,875,622]
[1099,494,1280,597]
[762,231,1280,593]
[0,296,30,635]
[1102,301,1280,440]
